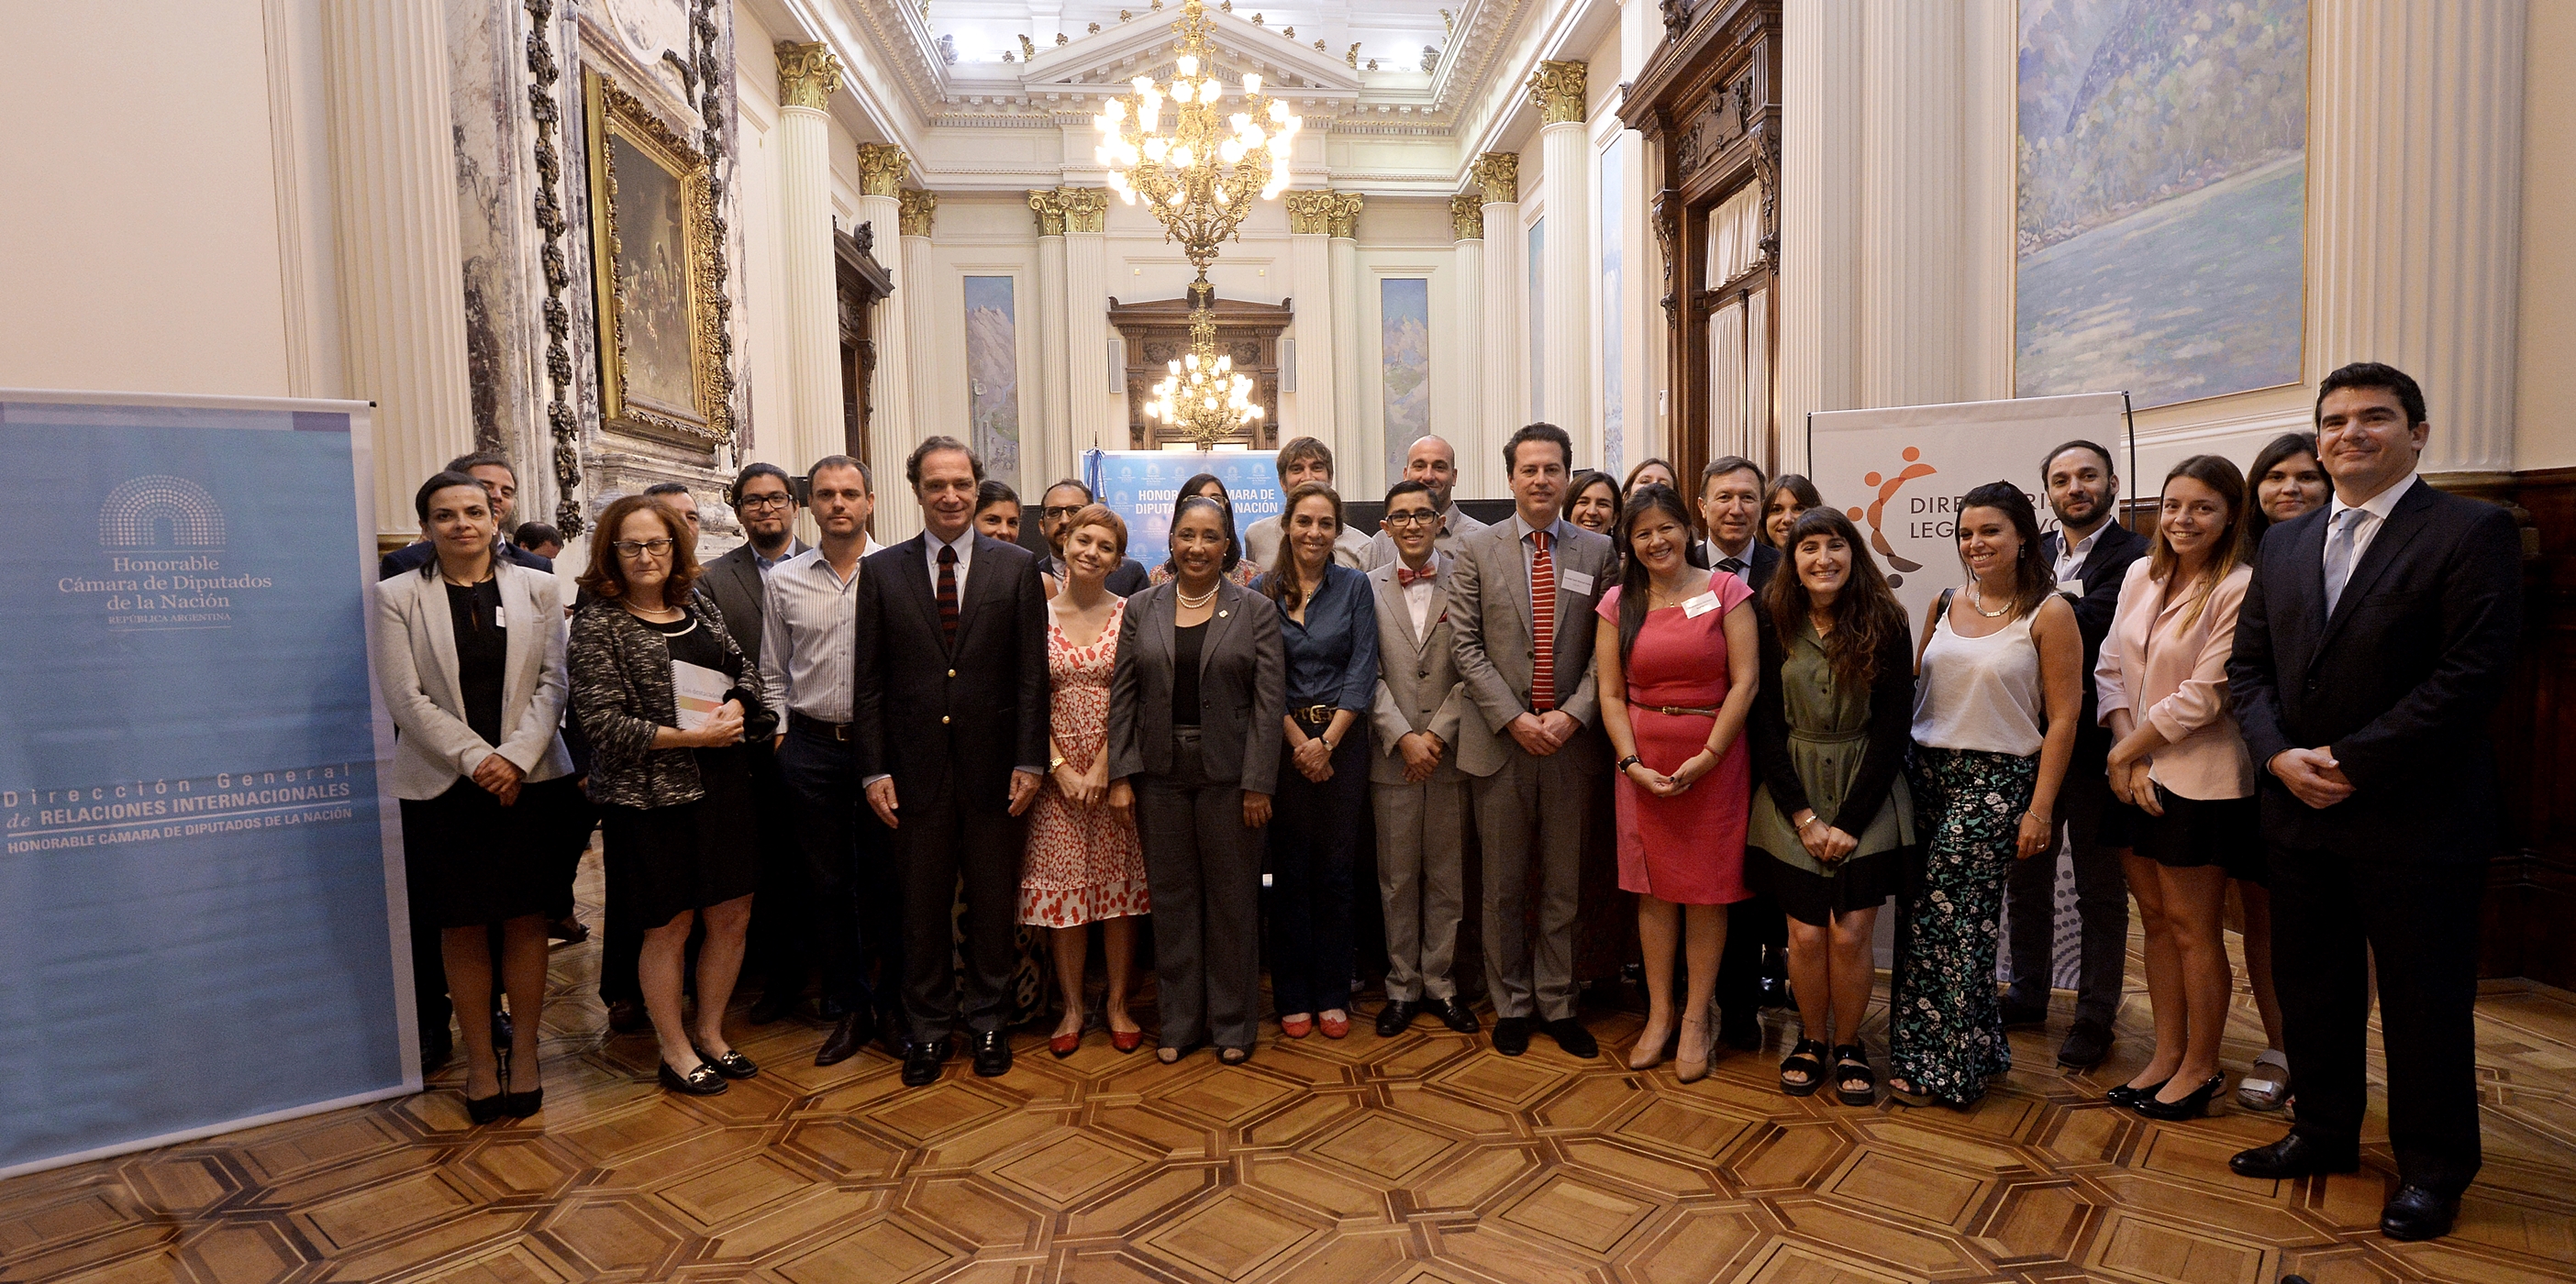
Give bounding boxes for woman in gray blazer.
[376,471,578,1124]
[1109,496,1285,1065]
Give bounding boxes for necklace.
[623,599,683,621]
[1176,584,1217,609]
[1969,581,2012,617]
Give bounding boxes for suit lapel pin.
[1218,609,1229,617]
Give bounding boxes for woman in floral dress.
[1023,504,1152,1056]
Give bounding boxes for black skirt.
[2131,785,2263,881]
[1749,844,1911,928]
[598,746,761,928]
[400,774,582,928]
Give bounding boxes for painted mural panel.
[963,276,1022,485]
[1381,278,1431,485]
[2015,0,2306,407]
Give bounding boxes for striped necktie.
[2322,508,2362,617]
[1529,528,1556,714]
[938,544,960,648]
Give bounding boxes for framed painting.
[583,71,730,447]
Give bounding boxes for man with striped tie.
[1448,423,1617,1057]
[853,437,1052,1088]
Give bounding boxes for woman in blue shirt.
[1261,482,1380,1039]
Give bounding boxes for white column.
[1328,193,1365,463]
[856,146,914,540]
[773,44,844,478]
[324,0,475,535]
[1062,189,1116,457]
[1449,194,1487,498]
[1285,192,1338,440]
[1028,189,1070,493]
[1475,152,1524,477]
[2309,0,2526,475]
[891,187,938,544]
[1534,61,1595,461]
[1774,0,1861,471]
[1858,2,1963,410]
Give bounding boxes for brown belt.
[1292,704,1338,724]
[1641,704,1718,718]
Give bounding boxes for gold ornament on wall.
[582,71,731,448]
[1019,33,1038,57]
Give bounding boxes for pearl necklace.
[1176,584,1218,609]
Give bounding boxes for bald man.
[1365,435,1488,569]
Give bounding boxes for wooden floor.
[10,861,2576,1284]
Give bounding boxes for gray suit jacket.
[698,541,782,664]
[1366,554,1480,784]
[1107,577,1286,793]
[1361,504,1489,570]
[1447,514,1616,777]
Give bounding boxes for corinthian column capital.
[775,41,841,111]
[899,188,937,237]
[1058,187,1109,234]
[1528,60,1587,125]
[1283,190,1338,236]
[1028,188,1068,237]
[1471,151,1519,204]
[1327,192,1366,238]
[1450,194,1484,240]
[856,143,908,197]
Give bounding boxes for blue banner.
[1083,448,1281,561]
[0,393,406,1175]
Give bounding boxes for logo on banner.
[62,475,271,632]
[1846,448,1939,586]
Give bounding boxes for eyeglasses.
[612,537,675,559]
[1382,510,1438,527]
[738,493,793,511]
[1039,505,1087,520]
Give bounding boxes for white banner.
[1807,392,2132,624]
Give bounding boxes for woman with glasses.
[570,494,775,1097]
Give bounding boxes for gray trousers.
[1471,746,1593,1021]
[2004,762,2128,1024]
[1137,729,1263,1050]
[1372,776,1470,1002]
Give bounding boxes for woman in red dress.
[1022,505,1151,1057]
[1593,483,1761,1081]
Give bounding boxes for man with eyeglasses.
[1034,479,1148,594]
[1364,435,1487,569]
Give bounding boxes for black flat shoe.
[2380,1183,2459,1241]
[694,1046,758,1079]
[1490,1016,1531,1057]
[1543,1018,1598,1058]
[1375,1000,1420,1037]
[658,1059,728,1096]
[816,1010,876,1066]
[1217,1046,1252,1066]
[972,1030,1012,1078]
[2134,1074,2225,1120]
[902,1038,951,1087]
[1831,1043,1876,1107]
[501,1088,543,1118]
[2057,1017,2114,1069]
[2228,1134,2359,1179]
[465,1091,509,1124]
[2105,1079,2169,1110]
[1433,995,1481,1035]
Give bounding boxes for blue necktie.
[2322,509,2362,616]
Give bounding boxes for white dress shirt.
[2324,470,2419,576]
[759,547,861,722]
[1704,537,1757,585]
[2052,521,2106,583]
[925,527,974,603]
[1398,551,1448,637]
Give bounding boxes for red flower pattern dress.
[1020,596,1151,926]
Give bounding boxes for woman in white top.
[376,471,577,1124]
[2094,456,2258,1121]
[1888,482,2084,1108]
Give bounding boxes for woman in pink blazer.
[2093,455,2258,1122]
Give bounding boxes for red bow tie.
[1397,564,1438,586]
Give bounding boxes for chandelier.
[1143,283,1264,447]
[1093,0,1301,273]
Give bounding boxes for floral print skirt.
[1889,746,2037,1106]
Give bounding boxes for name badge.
[1560,570,1595,596]
[493,600,507,628]
[2056,579,2084,599]
[1682,591,1722,619]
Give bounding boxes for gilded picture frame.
[583,71,730,448]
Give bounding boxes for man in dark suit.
[1699,456,1788,1049]
[2002,440,2149,1070]
[1036,479,1149,594]
[853,437,1052,1087]
[2225,362,2521,1241]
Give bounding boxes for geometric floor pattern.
[8,857,2576,1283]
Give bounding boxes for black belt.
[790,711,853,741]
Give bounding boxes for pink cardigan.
[2093,559,2255,801]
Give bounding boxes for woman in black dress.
[571,493,774,1096]
[376,471,580,1123]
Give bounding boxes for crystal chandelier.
[1143,284,1265,447]
[1093,0,1301,275]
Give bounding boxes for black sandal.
[1831,1043,1876,1106]
[1217,1046,1252,1066]
[1779,1038,1827,1096]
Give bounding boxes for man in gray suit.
[1448,423,1615,1057]
[1367,480,1485,1037]
[1363,434,1488,569]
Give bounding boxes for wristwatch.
[1615,755,1642,772]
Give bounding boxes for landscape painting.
[963,276,1022,486]
[1381,278,1430,485]
[2015,0,2307,406]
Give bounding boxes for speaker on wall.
[1282,338,1296,393]
[1109,338,1124,393]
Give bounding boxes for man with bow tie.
[1365,480,1484,1036]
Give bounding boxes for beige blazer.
[375,559,574,801]
[1447,514,1616,777]
[1366,554,1482,784]
[2093,559,2254,801]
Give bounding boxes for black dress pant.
[1268,723,1366,1017]
[780,721,902,1021]
[894,773,1028,1041]
[741,737,809,1001]
[2270,840,2485,1194]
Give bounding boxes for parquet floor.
[9,857,2576,1284]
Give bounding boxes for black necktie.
[1718,557,1747,577]
[937,545,959,648]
